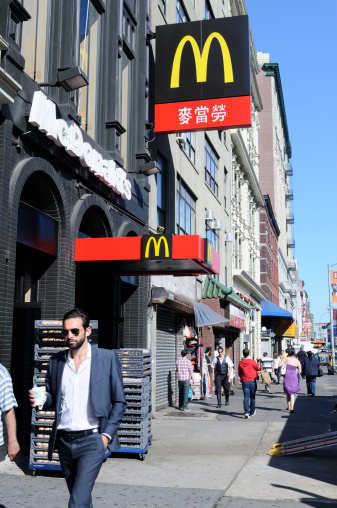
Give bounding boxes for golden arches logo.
[144,236,170,258]
[170,32,234,89]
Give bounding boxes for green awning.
[226,291,256,311]
[202,275,256,310]
[202,275,232,299]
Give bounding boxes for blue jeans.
[178,379,190,409]
[306,375,316,395]
[242,380,257,415]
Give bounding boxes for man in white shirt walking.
[211,346,233,408]
[29,308,126,508]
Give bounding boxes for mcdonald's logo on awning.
[141,234,173,260]
[155,15,251,134]
[203,239,213,267]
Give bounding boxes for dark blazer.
[44,347,127,460]
[303,356,320,377]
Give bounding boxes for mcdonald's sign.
[141,234,173,261]
[155,16,251,134]
[203,239,213,267]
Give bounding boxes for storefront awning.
[193,301,229,328]
[202,275,255,310]
[75,235,220,276]
[261,300,292,318]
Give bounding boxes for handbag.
[318,367,324,377]
[261,369,271,385]
[280,363,287,376]
[296,367,302,382]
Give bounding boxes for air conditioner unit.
[205,209,214,221]
[224,233,233,242]
[176,133,187,146]
[212,219,222,230]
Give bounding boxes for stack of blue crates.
[29,320,98,473]
[116,349,152,454]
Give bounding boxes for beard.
[67,336,87,350]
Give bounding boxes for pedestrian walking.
[175,349,194,411]
[279,348,301,413]
[260,352,274,392]
[29,308,127,508]
[211,346,233,408]
[0,364,20,461]
[303,351,320,396]
[297,345,307,379]
[205,347,212,376]
[238,350,260,419]
[272,351,281,384]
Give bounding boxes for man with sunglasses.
[29,308,126,507]
[211,346,233,408]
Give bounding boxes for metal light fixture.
[38,66,89,92]
[138,161,161,176]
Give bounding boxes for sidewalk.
[0,370,336,507]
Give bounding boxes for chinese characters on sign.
[178,104,226,125]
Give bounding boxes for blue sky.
[245,0,337,334]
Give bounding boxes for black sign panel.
[141,234,173,260]
[155,16,250,105]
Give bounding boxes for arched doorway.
[75,206,121,349]
[11,171,62,452]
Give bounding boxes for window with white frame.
[176,177,196,235]
[205,137,219,197]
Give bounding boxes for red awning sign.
[75,235,220,276]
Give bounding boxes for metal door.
[155,308,184,410]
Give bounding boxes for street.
[0,369,336,507]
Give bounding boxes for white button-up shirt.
[58,343,99,431]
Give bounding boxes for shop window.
[21,0,50,82]
[156,152,166,230]
[78,0,101,139]
[176,177,196,235]
[205,137,219,197]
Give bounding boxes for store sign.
[141,234,172,260]
[29,91,131,200]
[155,16,251,133]
[203,239,213,267]
[229,304,245,329]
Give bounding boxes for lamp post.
[327,263,337,372]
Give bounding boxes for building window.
[21,0,51,82]
[176,177,196,235]
[204,0,214,19]
[224,166,228,209]
[205,138,219,197]
[78,0,101,139]
[156,152,166,229]
[119,4,136,170]
[158,0,166,15]
[176,0,188,23]
[205,223,219,252]
[185,132,196,165]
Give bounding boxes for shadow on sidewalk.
[271,483,336,507]
[268,391,337,489]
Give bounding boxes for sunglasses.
[61,328,81,337]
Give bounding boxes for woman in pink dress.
[279,348,301,413]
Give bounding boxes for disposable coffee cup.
[32,385,46,410]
